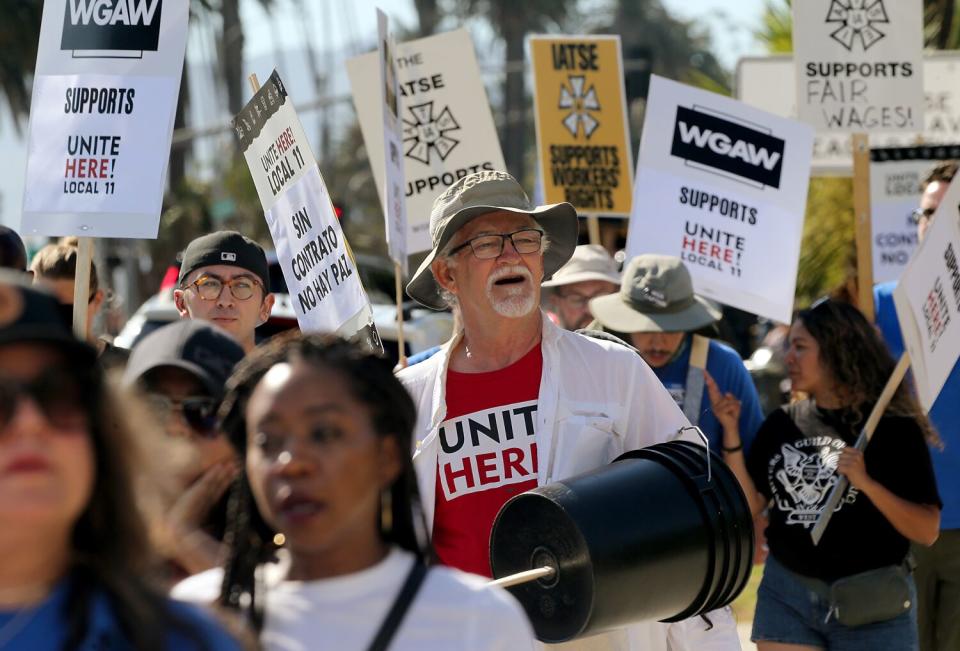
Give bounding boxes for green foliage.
[795,177,855,306]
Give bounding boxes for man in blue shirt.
[874,160,959,651]
[588,254,764,454]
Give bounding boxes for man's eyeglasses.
[910,207,936,224]
[0,369,88,430]
[556,291,606,309]
[447,228,544,260]
[146,394,220,439]
[185,274,263,301]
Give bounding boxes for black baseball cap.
[177,231,270,292]
[123,320,245,400]
[0,269,96,362]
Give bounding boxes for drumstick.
[488,566,555,589]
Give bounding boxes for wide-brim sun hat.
[406,171,578,310]
[589,254,721,333]
[542,244,621,288]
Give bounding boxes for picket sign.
[625,76,814,324]
[236,70,381,351]
[528,35,634,221]
[811,353,911,545]
[851,134,875,321]
[72,237,94,340]
[395,264,406,368]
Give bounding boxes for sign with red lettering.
[233,70,380,349]
[437,401,539,500]
[792,0,924,133]
[893,177,960,411]
[21,0,188,238]
[868,146,960,284]
[625,76,814,323]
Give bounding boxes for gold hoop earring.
[380,489,393,534]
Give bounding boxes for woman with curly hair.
[718,298,941,651]
[172,332,534,650]
[0,272,240,650]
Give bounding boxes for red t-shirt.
[432,344,542,577]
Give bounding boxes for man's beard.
[485,264,537,318]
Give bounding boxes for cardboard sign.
[376,9,408,274]
[893,177,960,411]
[793,0,924,133]
[234,71,377,343]
[529,35,633,215]
[737,53,960,175]
[625,75,814,324]
[869,145,960,283]
[21,0,188,238]
[346,28,505,255]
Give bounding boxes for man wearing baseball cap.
[542,244,620,331]
[174,231,274,353]
[398,171,738,649]
[589,254,764,455]
[124,320,245,579]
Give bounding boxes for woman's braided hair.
[215,331,426,632]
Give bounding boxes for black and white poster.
[793,0,924,133]
[21,0,188,238]
[626,76,814,323]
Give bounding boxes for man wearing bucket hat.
[589,254,764,456]
[398,171,739,650]
[542,244,620,331]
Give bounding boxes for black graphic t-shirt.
[747,400,941,582]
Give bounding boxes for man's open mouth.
[494,275,526,286]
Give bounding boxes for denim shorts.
[751,555,918,650]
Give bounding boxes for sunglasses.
[0,368,89,430]
[146,394,220,439]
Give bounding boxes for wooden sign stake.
[586,215,601,246]
[394,262,407,368]
[852,133,874,322]
[72,237,94,340]
[811,352,910,545]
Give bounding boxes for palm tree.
[438,0,576,183]
[0,0,41,134]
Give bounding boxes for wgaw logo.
[61,0,162,58]
[670,106,784,188]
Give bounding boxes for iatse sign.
[60,0,162,57]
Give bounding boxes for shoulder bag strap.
[365,560,429,651]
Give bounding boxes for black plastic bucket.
[489,440,753,643]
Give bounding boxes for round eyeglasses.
[186,275,263,301]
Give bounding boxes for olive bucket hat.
[406,170,579,310]
[589,254,721,333]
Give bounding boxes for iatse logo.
[670,106,785,189]
[61,0,162,59]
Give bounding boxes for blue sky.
[2,0,770,228]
